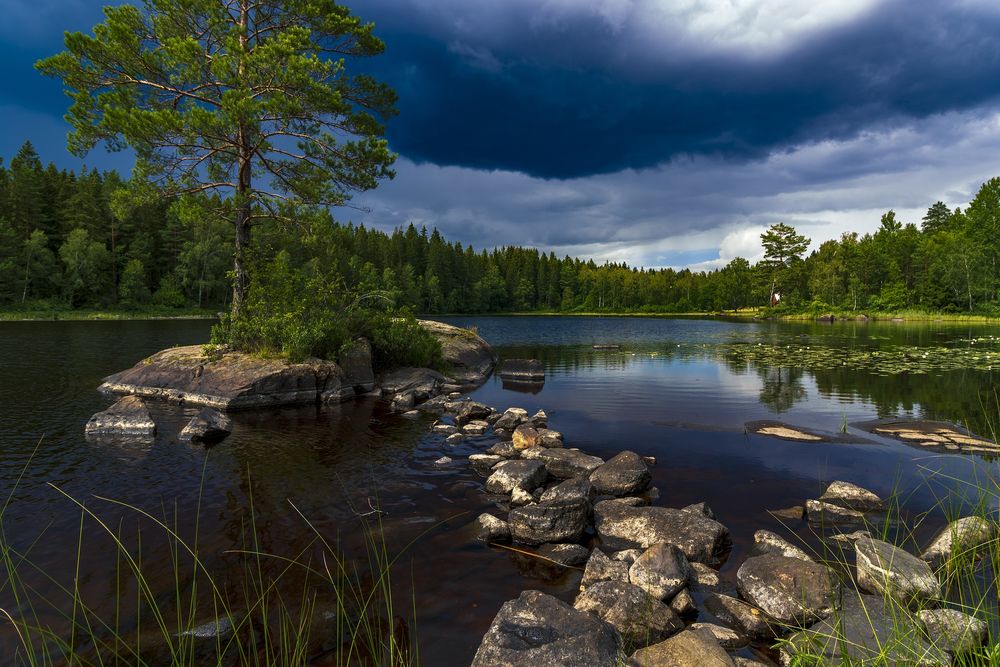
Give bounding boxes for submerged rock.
[781,592,949,666]
[574,580,683,652]
[471,590,621,667]
[627,628,735,667]
[593,500,730,565]
[85,395,156,437]
[178,407,232,444]
[736,554,838,626]
[589,451,651,496]
[855,537,941,603]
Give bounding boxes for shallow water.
[0,316,998,663]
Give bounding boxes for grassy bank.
[0,308,220,321]
[436,308,1000,323]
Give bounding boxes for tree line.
[2,139,999,315]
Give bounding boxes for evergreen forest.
[3,140,1000,317]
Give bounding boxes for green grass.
[0,308,219,321]
[775,459,999,665]
[0,444,421,666]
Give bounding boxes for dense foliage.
[3,141,1000,317]
[36,0,396,316]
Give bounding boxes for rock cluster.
[465,453,993,666]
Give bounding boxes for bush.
[151,275,187,308]
[364,311,443,371]
[212,251,441,369]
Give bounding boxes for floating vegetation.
[717,341,1000,375]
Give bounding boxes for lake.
[1,316,998,664]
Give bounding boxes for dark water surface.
[1,316,999,664]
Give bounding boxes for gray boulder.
[523,447,605,479]
[454,400,493,425]
[475,514,510,543]
[468,454,503,474]
[690,622,747,649]
[818,480,885,512]
[485,460,547,494]
[589,451,651,496]
[471,590,621,667]
[688,562,731,593]
[378,367,446,400]
[628,628,735,667]
[537,543,590,566]
[921,516,996,568]
[574,580,683,653]
[593,500,730,565]
[628,543,691,600]
[419,319,497,386]
[494,407,529,430]
[178,407,232,444]
[85,395,156,437]
[704,593,777,639]
[736,554,838,626]
[539,476,592,505]
[805,499,865,525]
[580,549,630,591]
[682,501,715,518]
[509,497,589,545]
[855,537,941,603]
[917,608,987,657]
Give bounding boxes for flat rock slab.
[85,395,156,437]
[523,447,605,479]
[782,592,949,666]
[471,590,621,667]
[101,345,348,409]
[594,500,730,565]
[746,420,872,444]
[499,358,545,381]
[855,418,999,454]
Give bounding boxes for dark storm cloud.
[360,0,1000,178]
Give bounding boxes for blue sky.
[4,0,1000,269]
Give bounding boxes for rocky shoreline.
[409,396,996,666]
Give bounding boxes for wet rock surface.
[85,395,156,437]
[628,542,691,600]
[471,590,621,667]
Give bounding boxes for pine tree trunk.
[231,2,252,319]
